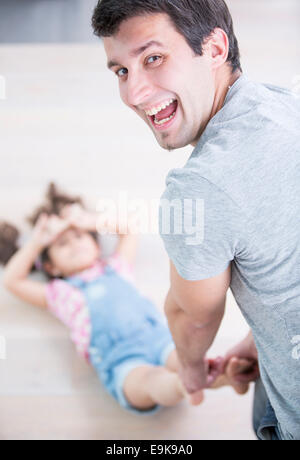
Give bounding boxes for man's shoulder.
[160,164,241,223]
[161,76,300,217]
[187,78,300,183]
[212,75,300,133]
[162,165,216,199]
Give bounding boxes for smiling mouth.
[148,100,178,129]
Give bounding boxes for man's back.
[160,75,300,439]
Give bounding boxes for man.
[92,0,300,440]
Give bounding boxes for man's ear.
[205,27,229,71]
[43,261,61,277]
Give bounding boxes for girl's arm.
[3,214,69,309]
[3,238,48,308]
[61,204,138,265]
[113,234,138,266]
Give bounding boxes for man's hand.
[178,356,224,406]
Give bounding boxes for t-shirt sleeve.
[106,252,136,283]
[159,169,246,281]
[45,279,86,327]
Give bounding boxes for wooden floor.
[0,0,299,441]
[0,253,255,440]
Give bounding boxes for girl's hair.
[27,182,84,227]
[0,183,98,278]
[0,221,20,266]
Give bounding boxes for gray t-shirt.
[159,74,300,440]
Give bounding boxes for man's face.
[104,13,216,150]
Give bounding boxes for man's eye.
[147,55,162,64]
[116,68,128,77]
[115,56,162,78]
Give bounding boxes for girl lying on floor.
[1,184,253,414]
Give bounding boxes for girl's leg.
[122,364,186,411]
[165,349,180,373]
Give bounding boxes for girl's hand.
[60,204,97,232]
[225,357,256,394]
[31,214,69,250]
[223,332,260,385]
[211,357,255,395]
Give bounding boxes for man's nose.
[125,73,152,108]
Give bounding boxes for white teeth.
[154,112,176,126]
[146,99,176,116]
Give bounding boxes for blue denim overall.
[66,262,175,414]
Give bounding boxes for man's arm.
[164,261,231,392]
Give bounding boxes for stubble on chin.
[155,132,175,152]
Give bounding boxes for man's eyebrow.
[107,40,164,69]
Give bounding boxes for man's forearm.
[164,290,225,367]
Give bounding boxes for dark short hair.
[92,0,242,73]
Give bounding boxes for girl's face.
[46,228,101,278]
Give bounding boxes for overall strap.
[64,275,87,290]
[64,263,116,290]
